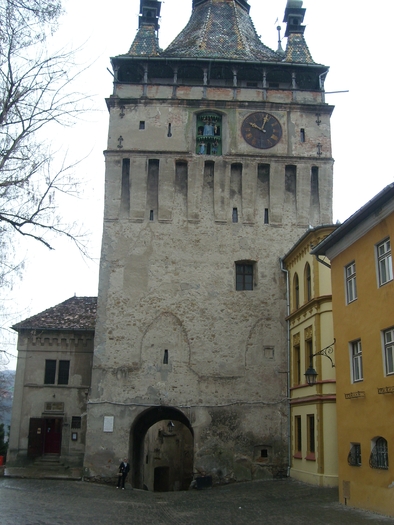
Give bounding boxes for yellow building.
[282,225,338,487]
[312,184,394,516]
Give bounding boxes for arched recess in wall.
[130,406,194,490]
[140,312,191,368]
[245,319,284,385]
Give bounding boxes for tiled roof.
[12,297,97,332]
[284,33,314,64]
[162,0,281,61]
[128,24,161,56]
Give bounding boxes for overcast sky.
[2,0,394,367]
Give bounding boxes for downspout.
[280,258,291,477]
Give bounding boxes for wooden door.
[28,418,44,458]
[43,418,62,454]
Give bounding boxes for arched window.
[196,112,222,156]
[293,273,300,310]
[304,263,311,302]
[369,437,388,469]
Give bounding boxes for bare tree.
[0,0,89,287]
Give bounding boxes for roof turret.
[283,0,315,64]
[127,0,161,56]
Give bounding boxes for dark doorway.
[131,407,194,491]
[154,466,170,492]
[27,418,62,458]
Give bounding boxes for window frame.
[304,263,312,303]
[57,360,70,385]
[44,359,70,386]
[306,414,315,460]
[345,261,357,304]
[293,273,300,310]
[44,359,57,385]
[383,327,394,376]
[196,112,222,156]
[348,443,362,467]
[350,340,363,383]
[377,238,393,287]
[370,437,389,470]
[294,415,302,458]
[293,344,301,386]
[235,261,254,291]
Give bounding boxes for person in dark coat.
[116,458,130,489]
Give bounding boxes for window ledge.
[293,452,302,459]
[305,453,316,461]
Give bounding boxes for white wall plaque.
[103,416,114,432]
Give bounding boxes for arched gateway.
[131,407,194,491]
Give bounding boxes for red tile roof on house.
[12,297,97,332]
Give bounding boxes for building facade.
[83,0,334,489]
[282,226,337,487]
[312,184,394,516]
[8,297,96,468]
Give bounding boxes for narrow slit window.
[232,208,238,223]
[167,123,172,137]
[264,208,269,224]
[300,128,305,142]
[163,349,168,364]
[149,210,154,221]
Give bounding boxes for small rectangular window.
[139,121,145,130]
[71,416,82,429]
[351,340,363,382]
[44,360,56,385]
[232,208,238,223]
[264,208,269,224]
[236,263,254,291]
[293,345,301,386]
[163,349,169,365]
[345,262,357,303]
[348,443,361,466]
[300,128,305,142]
[377,238,393,286]
[295,416,302,456]
[384,328,394,375]
[307,414,315,456]
[58,360,70,385]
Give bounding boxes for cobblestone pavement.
[1,477,393,525]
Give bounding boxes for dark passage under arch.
[131,406,194,490]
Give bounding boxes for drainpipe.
[280,258,291,477]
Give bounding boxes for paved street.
[1,477,393,525]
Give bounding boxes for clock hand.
[261,114,269,131]
[250,122,267,133]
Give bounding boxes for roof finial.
[276,25,284,55]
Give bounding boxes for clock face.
[241,112,282,149]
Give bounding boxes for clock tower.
[85,0,333,489]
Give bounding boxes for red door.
[43,418,62,454]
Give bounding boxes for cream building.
[282,226,337,486]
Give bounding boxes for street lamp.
[167,421,175,433]
[304,339,335,386]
